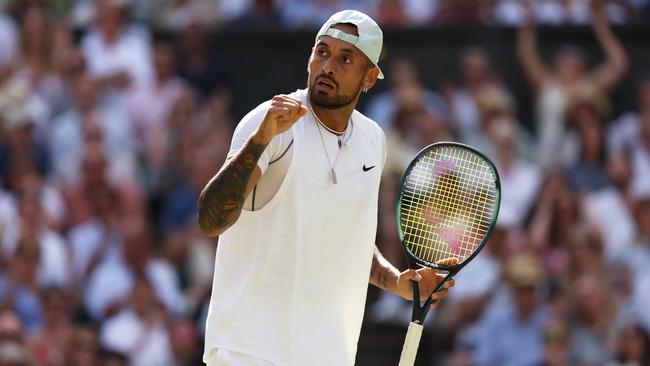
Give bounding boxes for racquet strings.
[399,145,498,265]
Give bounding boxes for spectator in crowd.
[582,150,636,261]
[540,315,578,366]
[487,117,542,228]
[12,5,68,121]
[153,0,220,32]
[608,72,650,154]
[80,0,154,107]
[567,273,614,365]
[0,342,31,366]
[0,237,44,333]
[461,84,519,158]
[2,154,66,233]
[146,90,199,198]
[434,0,492,24]
[365,57,448,130]
[175,22,230,99]
[99,277,174,366]
[26,288,73,366]
[67,181,122,286]
[0,7,18,72]
[563,84,611,192]
[607,82,650,199]
[609,322,650,366]
[618,192,650,333]
[50,72,136,186]
[443,47,512,140]
[445,247,501,365]
[235,0,281,27]
[126,40,187,152]
[0,81,50,181]
[169,318,202,366]
[63,326,100,366]
[5,188,69,290]
[61,142,142,228]
[280,0,366,29]
[473,252,550,366]
[84,214,185,321]
[0,311,22,346]
[517,1,628,168]
[494,0,634,25]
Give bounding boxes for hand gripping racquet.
[396,142,501,366]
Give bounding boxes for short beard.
[308,79,363,110]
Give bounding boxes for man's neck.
[310,101,356,133]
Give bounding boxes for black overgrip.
[412,270,456,324]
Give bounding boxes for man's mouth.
[316,77,336,91]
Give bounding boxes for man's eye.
[343,56,352,64]
[318,49,328,56]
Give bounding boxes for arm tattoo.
[197,138,267,235]
[369,246,400,293]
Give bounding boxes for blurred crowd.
[367,2,650,366]
[0,0,649,366]
[1,0,650,32]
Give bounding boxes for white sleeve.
[379,128,387,170]
[227,102,292,174]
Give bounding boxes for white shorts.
[205,348,278,366]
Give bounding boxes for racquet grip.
[398,322,424,366]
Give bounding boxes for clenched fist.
[253,95,308,145]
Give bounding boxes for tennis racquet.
[396,142,501,366]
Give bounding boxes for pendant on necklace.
[331,169,338,184]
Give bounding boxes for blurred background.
[0,0,649,365]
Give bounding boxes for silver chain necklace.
[308,101,353,184]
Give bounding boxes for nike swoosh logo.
[363,165,375,172]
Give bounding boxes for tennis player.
[198,10,454,366]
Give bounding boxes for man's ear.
[363,66,380,92]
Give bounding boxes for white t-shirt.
[227,97,355,211]
[204,89,386,366]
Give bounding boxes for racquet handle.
[398,321,424,366]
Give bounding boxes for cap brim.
[377,67,384,79]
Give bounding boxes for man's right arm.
[197,136,266,237]
[197,95,307,237]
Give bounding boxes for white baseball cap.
[316,10,384,79]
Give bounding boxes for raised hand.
[253,95,308,144]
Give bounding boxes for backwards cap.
[316,10,384,79]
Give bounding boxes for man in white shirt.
[198,10,454,366]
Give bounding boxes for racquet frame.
[395,142,501,365]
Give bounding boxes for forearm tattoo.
[197,138,267,234]
[370,246,399,292]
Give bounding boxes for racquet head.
[397,142,500,271]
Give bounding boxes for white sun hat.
[316,10,385,79]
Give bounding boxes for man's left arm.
[369,246,454,308]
